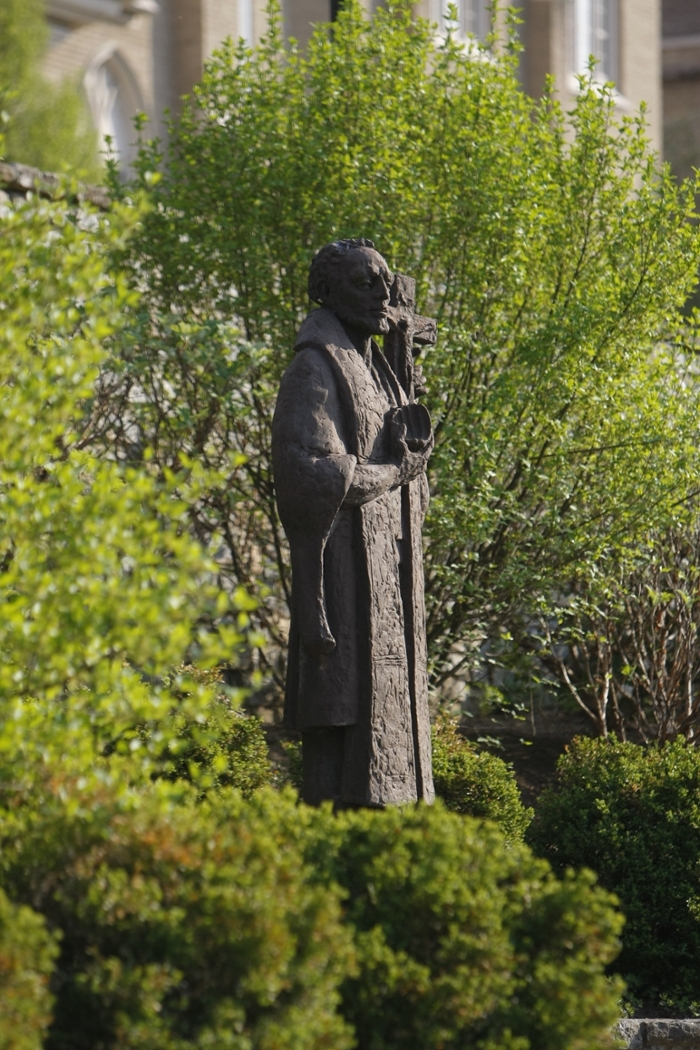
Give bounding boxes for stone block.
[617,1019,700,1049]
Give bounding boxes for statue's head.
[308,238,392,337]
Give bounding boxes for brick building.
[662,0,700,180]
[41,0,663,168]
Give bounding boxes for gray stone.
[272,237,436,807]
[0,160,109,209]
[617,1019,700,1049]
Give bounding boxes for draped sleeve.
[271,347,356,654]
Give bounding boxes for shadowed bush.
[0,778,622,1050]
[0,888,58,1050]
[529,737,700,1013]
[431,716,533,841]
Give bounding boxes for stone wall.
[0,161,109,209]
[618,1020,700,1049]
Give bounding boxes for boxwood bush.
[0,783,355,1050]
[431,716,533,841]
[305,800,623,1050]
[529,737,700,1013]
[0,776,623,1050]
[0,888,57,1050]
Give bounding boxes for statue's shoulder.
[281,343,334,392]
[294,306,354,355]
[279,306,353,392]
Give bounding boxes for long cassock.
[272,305,434,807]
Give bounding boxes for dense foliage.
[103,0,700,707]
[431,716,533,841]
[0,889,57,1050]
[0,784,355,1050]
[0,157,626,1047]
[0,0,99,176]
[0,184,257,778]
[308,800,623,1050]
[0,776,623,1050]
[530,737,700,1013]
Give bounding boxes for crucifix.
[384,273,437,403]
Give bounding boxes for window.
[572,0,619,84]
[433,0,490,41]
[238,0,253,43]
[84,48,142,169]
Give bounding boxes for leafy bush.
[0,0,99,176]
[105,0,700,705]
[431,716,532,841]
[0,169,260,797]
[529,737,700,1012]
[0,889,58,1050]
[149,670,273,796]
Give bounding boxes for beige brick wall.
[619,0,661,155]
[44,13,155,112]
[285,0,327,49]
[38,0,661,168]
[517,0,661,155]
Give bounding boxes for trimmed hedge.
[0,778,623,1050]
[529,737,700,1013]
[0,784,354,1050]
[431,716,533,841]
[0,889,57,1050]
[305,801,623,1050]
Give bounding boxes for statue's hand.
[392,405,434,482]
[398,446,432,485]
[390,408,433,484]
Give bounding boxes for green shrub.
[0,783,355,1050]
[305,801,623,1050]
[152,701,272,796]
[145,668,273,796]
[0,777,623,1050]
[0,888,58,1050]
[431,716,533,841]
[529,737,700,1012]
[279,738,303,792]
[109,0,700,704]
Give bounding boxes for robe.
[271,306,434,807]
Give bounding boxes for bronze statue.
[272,238,436,807]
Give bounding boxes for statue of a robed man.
[272,238,436,807]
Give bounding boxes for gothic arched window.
[84,47,142,169]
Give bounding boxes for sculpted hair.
[308,238,376,304]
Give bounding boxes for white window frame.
[84,45,144,169]
[238,0,254,44]
[571,0,619,85]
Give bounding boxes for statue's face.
[325,247,392,337]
